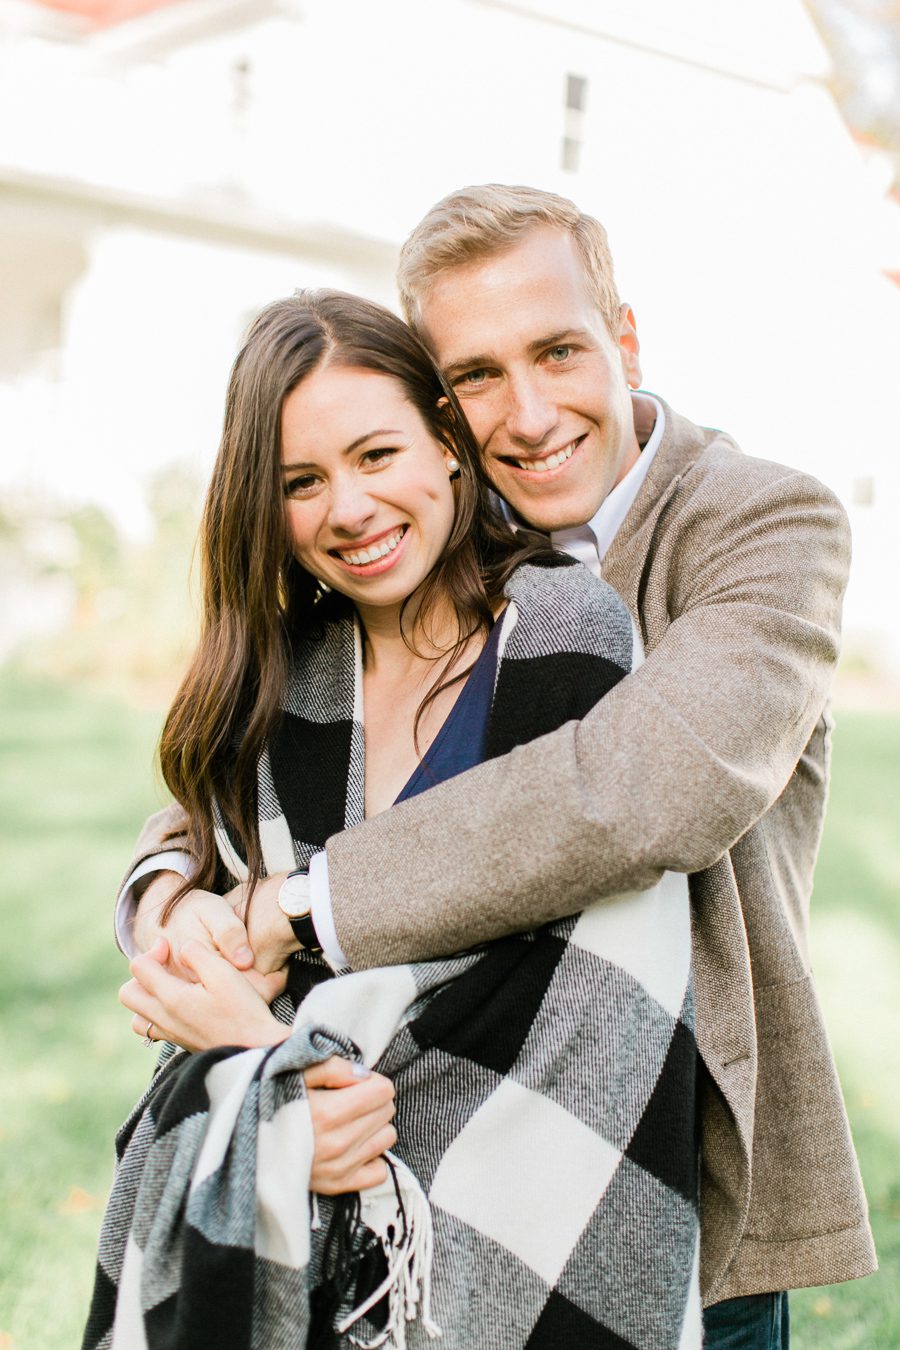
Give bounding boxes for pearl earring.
[446,458,460,475]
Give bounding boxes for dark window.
[566,73,588,113]
[562,73,588,172]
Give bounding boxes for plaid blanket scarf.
[84,561,701,1350]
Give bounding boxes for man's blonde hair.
[398,183,622,338]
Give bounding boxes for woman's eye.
[284,474,320,497]
[362,447,397,467]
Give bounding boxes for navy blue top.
[394,616,503,804]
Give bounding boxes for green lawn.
[0,674,897,1347]
[789,710,900,1348]
[0,672,163,1348]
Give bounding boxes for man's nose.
[504,375,558,446]
[328,475,376,534]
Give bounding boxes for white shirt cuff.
[308,850,350,971]
[630,617,645,672]
[114,849,196,957]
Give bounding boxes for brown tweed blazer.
[127,399,876,1304]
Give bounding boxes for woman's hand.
[306,1058,398,1194]
[123,943,396,1192]
[121,937,289,1052]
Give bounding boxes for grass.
[0,671,165,1348]
[0,674,897,1347]
[789,710,900,1348]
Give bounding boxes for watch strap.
[280,868,322,954]
[288,908,322,953]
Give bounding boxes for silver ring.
[142,1022,155,1047]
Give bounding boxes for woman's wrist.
[249,1013,292,1048]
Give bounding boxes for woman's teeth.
[336,527,405,566]
[516,442,576,473]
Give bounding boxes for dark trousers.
[703,1292,790,1349]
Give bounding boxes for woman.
[84,291,700,1350]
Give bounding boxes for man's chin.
[492,469,603,534]
[504,496,594,535]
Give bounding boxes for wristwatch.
[277,868,322,953]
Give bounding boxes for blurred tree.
[807,0,900,187]
[68,504,125,610]
[5,462,204,705]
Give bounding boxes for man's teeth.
[338,528,405,566]
[516,442,576,473]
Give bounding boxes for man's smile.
[498,435,586,477]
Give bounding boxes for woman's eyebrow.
[344,429,402,454]
[281,429,403,471]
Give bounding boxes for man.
[121,185,876,1347]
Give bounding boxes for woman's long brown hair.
[159,289,554,911]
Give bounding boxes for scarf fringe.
[337,1156,442,1349]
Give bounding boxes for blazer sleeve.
[324,462,851,968]
[118,802,192,894]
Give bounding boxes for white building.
[1,0,898,668]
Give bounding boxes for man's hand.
[132,870,301,977]
[121,937,289,1051]
[305,1057,397,1194]
[132,871,255,971]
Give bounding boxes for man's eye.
[547,345,573,362]
[454,369,488,389]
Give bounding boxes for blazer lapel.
[603,397,718,634]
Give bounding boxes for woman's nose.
[327,476,377,534]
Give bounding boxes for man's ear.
[618,304,642,390]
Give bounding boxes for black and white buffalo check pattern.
[84,561,701,1350]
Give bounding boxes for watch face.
[279,871,311,918]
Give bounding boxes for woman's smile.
[329,524,409,574]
